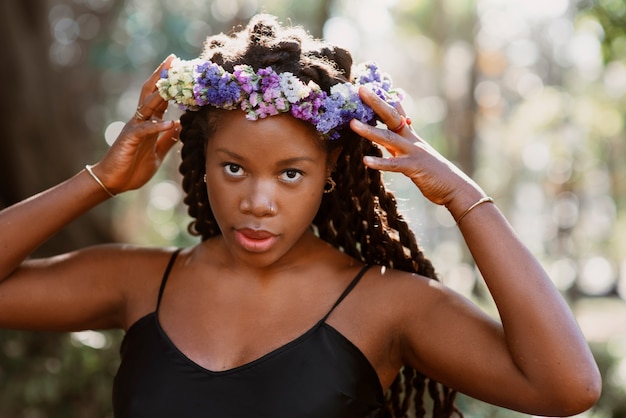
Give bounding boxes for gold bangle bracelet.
[85,164,115,198]
[455,196,493,226]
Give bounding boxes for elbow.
[561,383,601,417]
[569,369,602,415]
[543,367,603,417]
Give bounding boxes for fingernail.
[360,86,375,96]
[351,119,365,128]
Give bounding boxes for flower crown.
[156,58,403,140]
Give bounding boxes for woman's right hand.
[88,54,181,195]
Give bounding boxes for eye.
[223,163,245,177]
[279,169,303,183]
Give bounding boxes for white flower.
[279,73,310,103]
[167,85,179,99]
[330,82,352,98]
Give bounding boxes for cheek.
[204,177,234,218]
[285,187,324,222]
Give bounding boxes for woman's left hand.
[349,87,484,212]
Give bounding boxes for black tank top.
[113,250,384,417]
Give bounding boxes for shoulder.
[95,244,183,327]
[2,244,184,332]
[338,265,445,332]
[362,265,447,306]
[53,243,183,328]
[328,265,451,386]
[38,243,181,279]
[358,265,462,333]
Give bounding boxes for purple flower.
[258,102,279,118]
[233,65,259,94]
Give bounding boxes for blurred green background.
[1,0,625,416]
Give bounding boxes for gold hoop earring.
[323,177,336,194]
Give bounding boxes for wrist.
[445,187,488,222]
[454,196,494,226]
[85,164,116,198]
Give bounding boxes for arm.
[351,87,601,416]
[0,55,180,331]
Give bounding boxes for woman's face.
[204,110,331,268]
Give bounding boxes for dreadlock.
[178,13,461,418]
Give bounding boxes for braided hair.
[178,14,460,418]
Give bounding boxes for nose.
[239,179,277,217]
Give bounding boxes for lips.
[238,228,275,240]
[234,228,279,252]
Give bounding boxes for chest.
[150,263,400,389]
[114,313,385,417]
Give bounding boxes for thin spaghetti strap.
[321,264,371,322]
[156,248,182,312]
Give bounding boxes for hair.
[178,14,461,418]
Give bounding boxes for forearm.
[0,168,111,279]
[454,197,599,393]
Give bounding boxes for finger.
[350,118,407,155]
[138,54,175,103]
[130,119,175,140]
[358,86,407,134]
[362,155,410,174]
[133,55,176,122]
[152,100,169,120]
[134,91,168,122]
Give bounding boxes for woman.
[0,14,600,417]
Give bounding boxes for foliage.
[577,0,626,62]
[1,0,625,416]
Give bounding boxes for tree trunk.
[0,2,122,416]
[0,0,116,257]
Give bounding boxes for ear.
[325,147,342,174]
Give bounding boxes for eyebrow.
[215,148,318,165]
